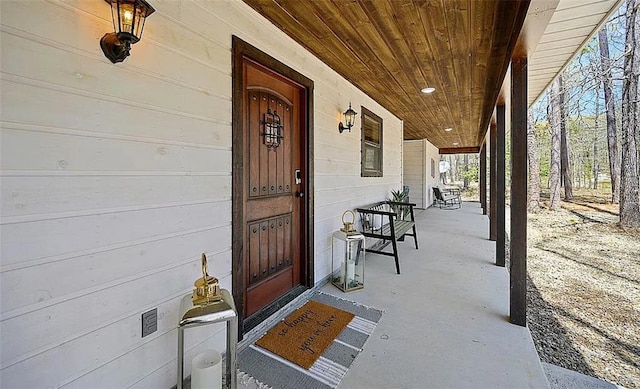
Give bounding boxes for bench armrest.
[355,208,396,217]
[387,201,417,207]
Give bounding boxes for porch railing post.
[480,142,487,215]
[489,121,497,241]
[497,105,506,267]
[510,56,528,327]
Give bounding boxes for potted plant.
[389,188,409,220]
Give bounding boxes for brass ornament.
[192,253,222,306]
[340,210,357,234]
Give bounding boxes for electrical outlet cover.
[142,308,158,337]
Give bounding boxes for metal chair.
[433,187,461,209]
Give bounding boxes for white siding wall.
[0,1,402,388]
[425,140,440,207]
[402,139,440,208]
[402,140,425,208]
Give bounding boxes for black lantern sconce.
[338,103,357,133]
[101,0,155,64]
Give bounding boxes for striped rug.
[238,293,383,389]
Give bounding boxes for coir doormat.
[238,293,383,389]
[255,300,354,369]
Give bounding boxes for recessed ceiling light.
[421,87,436,94]
[453,142,459,146]
[444,127,453,132]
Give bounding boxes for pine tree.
[620,0,640,228]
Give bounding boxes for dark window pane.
[361,106,383,177]
[363,115,380,144]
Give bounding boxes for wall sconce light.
[338,103,357,133]
[101,0,155,64]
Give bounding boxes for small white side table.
[177,289,237,389]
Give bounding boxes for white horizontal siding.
[403,141,425,208]
[2,201,230,269]
[1,128,231,172]
[2,226,232,316]
[1,81,231,145]
[0,0,402,388]
[1,175,231,222]
[402,140,440,209]
[425,141,441,207]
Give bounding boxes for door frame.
[231,36,314,337]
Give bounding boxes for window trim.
[360,106,383,177]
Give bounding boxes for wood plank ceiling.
[242,0,530,150]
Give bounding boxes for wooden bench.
[355,201,419,274]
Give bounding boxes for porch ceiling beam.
[438,146,480,155]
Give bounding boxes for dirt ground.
[527,189,640,388]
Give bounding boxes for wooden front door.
[241,59,305,319]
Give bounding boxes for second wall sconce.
[101,0,155,64]
[338,103,357,133]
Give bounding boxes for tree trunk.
[527,111,541,212]
[594,90,600,190]
[593,139,599,190]
[442,156,450,184]
[463,154,469,188]
[621,0,640,229]
[450,155,455,183]
[549,78,563,210]
[599,27,621,203]
[558,75,574,199]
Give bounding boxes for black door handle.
[296,191,305,198]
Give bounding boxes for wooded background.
[444,0,640,229]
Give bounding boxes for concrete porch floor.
[242,201,549,388]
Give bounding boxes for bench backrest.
[358,202,392,233]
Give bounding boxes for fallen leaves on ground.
[528,202,640,388]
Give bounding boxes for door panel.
[243,60,303,318]
[247,91,293,198]
[246,214,292,284]
[245,268,294,315]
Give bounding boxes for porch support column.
[510,56,528,326]
[480,142,487,215]
[489,121,497,241]
[496,105,506,267]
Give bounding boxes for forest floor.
[527,189,640,388]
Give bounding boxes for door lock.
[294,169,302,185]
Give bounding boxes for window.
[361,107,383,177]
